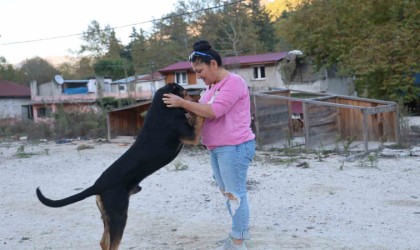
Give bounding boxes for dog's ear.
[168,83,186,97]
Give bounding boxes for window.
[37,107,52,118]
[253,66,266,80]
[175,71,187,85]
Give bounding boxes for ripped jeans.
[210,139,256,240]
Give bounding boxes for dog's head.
[158,82,194,102]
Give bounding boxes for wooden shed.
[107,101,151,140]
[106,87,204,140]
[252,89,400,152]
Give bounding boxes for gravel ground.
[1,116,420,250]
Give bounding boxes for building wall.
[275,63,356,96]
[37,81,62,96]
[0,98,31,120]
[163,62,354,96]
[225,63,284,92]
[31,102,98,123]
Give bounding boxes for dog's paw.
[130,185,142,195]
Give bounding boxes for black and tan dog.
[36,83,203,250]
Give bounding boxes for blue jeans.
[210,139,256,240]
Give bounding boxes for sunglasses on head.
[188,51,214,62]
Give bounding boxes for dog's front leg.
[181,115,204,145]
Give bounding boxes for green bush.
[53,110,107,139]
[0,109,107,141]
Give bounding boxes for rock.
[409,146,420,156]
[380,148,410,157]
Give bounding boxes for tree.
[277,0,420,102]
[265,0,302,20]
[18,57,59,84]
[0,56,26,83]
[93,58,131,80]
[79,20,114,59]
[98,29,134,80]
[127,28,150,74]
[195,0,257,56]
[247,0,278,52]
[75,57,95,79]
[104,30,124,59]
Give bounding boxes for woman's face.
[191,60,218,86]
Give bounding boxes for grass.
[14,145,37,158]
[174,160,189,171]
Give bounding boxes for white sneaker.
[216,237,247,250]
[216,235,231,246]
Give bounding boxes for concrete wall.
[37,81,62,96]
[277,63,356,96]
[225,63,284,92]
[0,98,31,119]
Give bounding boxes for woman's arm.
[163,93,215,118]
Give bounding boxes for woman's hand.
[163,93,215,118]
[162,93,185,108]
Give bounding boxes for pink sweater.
[199,73,255,150]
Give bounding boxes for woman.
[162,40,255,250]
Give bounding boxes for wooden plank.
[308,122,338,135]
[307,104,334,114]
[307,131,339,148]
[255,105,289,116]
[257,112,289,125]
[307,107,336,119]
[258,130,286,145]
[254,93,367,110]
[334,95,395,105]
[363,104,397,115]
[307,112,337,126]
[259,122,289,130]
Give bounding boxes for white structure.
[110,73,166,98]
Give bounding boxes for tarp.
[63,87,88,95]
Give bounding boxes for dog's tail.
[36,186,96,208]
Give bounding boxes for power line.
[0,0,246,46]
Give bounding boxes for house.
[29,75,153,123]
[110,72,165,98]
[158,51,355,96]
[30,76,106,123]
[0,80,31,122]
[158,52,288,91]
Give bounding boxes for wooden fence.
[251,89,400,152]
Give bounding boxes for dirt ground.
[1,117,420,250]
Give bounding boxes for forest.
[1,0,419,104]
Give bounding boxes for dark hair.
[189,40,222,66]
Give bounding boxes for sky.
[0,0,179,64]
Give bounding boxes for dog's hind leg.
[108,208,128,250]
[99,188,130,250]
[96,195,111,250]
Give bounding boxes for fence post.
[107,112,111,141]
[251,95,261,148]
[394,104,401,144]
[362,109,369,152]
[303,102,310,149]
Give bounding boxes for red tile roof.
[159,51,288,72]
[0,80,31,97]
